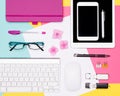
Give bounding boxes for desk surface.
[0,0,120,96]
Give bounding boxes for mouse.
[64,61,81,91]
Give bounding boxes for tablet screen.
[78,6,97,37]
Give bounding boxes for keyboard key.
[0,78,3,81]
[19,78,24,81]
[1,82,7,86]
[4,78,9,81]
[0,69,4,72]
[45,78,49,81]
[26,82,32,86]
[8,73,13,77]
[40,78,44,82]
[49,73,54,77]
[30,78,34,81]
[32,82,37,86]
[13,73,17,77]
[43,73,48,77]
[49,89,54,92]
[38,82,42,86]
[33,73,38,77]
[22,82,27,86]
[7,87,32,92]
[32,87,38,92]
[6,82,11,86]
[43,82,47,86]
[18,73,23,77]
[28,73,33,77]
[14,78,19,81]
[35,78,39,81]
[25,78,29,81]
[23,73,28,77]
[9,78,13,81]
[50,78,55,81]
[38,87,43,92]
[3,73,8,77]
[11,82,17,86]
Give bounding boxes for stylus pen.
[101,10,105,38]
[74,54,110,58]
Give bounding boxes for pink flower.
[60,40,68,49]
[49,46,59,55]
[52,29,63,39]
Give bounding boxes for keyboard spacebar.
[7,87,32,92]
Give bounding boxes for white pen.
[101,10,105,39]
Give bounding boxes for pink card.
[6,0,63,22]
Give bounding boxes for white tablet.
[71,0,115,48]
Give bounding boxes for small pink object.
[42,32,46,34]
[49,46,58,56]
[32,22,38,25]
[60,40,68,49]
[8,30,21,35]
[52,29,63,39]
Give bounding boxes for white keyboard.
[0,59,60,93]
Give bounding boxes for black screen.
[73,0,113,43]
[78,6,97,37]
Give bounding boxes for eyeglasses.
[9,41,44,51]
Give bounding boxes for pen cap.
[8,30,20,35]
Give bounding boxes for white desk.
[23,16,97,96]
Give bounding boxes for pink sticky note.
[49,46,59,56]
[52,29,63,39]
[60,40,68,49]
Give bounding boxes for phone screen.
[78,6,97,37]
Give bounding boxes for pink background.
[88,6,120,83]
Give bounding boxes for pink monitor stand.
[6,0,63,22]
